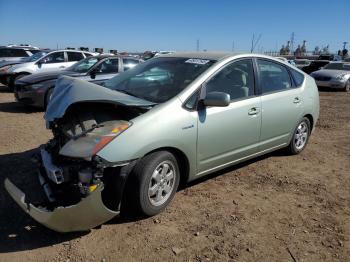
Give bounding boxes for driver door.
[37,51,66,72]
[197,58,262,174]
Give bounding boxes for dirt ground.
[0,84,349,262]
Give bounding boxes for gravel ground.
[0,84,349,262]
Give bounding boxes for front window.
[67,57,99,73]
[104,57,215,103]
[25,51,49,62]
[205,59,255,100]
[41,52,65,64]
[94,58,119,73]
[324,63,350,71]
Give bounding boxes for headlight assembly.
[335,74,347,81]
[91,122,131,155]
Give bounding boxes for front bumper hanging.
[4,179,119,233]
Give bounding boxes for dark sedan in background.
[302,60,330,74]
[14,55,141,108]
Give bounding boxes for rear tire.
[287,117,311,155]
[128,151,180,216]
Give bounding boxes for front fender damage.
[4,179,119,233]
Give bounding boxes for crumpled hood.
[45,75,155,125]
[18,70,82,85]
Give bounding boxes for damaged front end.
[5,77,151,232]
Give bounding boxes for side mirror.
[202,92,230,107]
[90,69,97,79]
[36,60,43,67]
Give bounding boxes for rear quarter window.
[290,68,305,87]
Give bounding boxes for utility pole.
[250,33,262,53]
[290,32,295,54]
[196,39,200,52]
[231,41,234,52]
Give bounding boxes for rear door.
[256,58,303,151]
[196,58,262,174]
[66,51,85,68]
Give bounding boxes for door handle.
[248,107,260,115]
[59,66,65,69]
[293,97,301,104]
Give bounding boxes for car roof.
[157,52,295,63]
[159,52,235,61]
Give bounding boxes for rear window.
[0,48,28,57]
[290,68,305,87]
[67,52,84,61]
[84,52,93,57]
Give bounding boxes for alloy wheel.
[148,161,176,206]
[294,121,309,150]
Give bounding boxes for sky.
[0,0,349,53]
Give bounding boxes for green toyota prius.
[5,52,319,232]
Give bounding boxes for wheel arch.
[145,147,190,187]
[303,114,314,131]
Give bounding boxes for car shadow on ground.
[0,147,285,253]
[0,85,11,93]
[0,101,42,113]
[318,87,345,92]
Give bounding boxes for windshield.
[104,57,215,103]
[324,63,350,71]
[67,57,99,73]
[25,51,49,62]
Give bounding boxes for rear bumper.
[315,80,346,89]
[5,178,119,233]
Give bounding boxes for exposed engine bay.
[5,102,148,232]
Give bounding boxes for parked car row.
[5,52,320,232]
[14,54,141,108]
[0,49,96,89]
[277,54,350,92]
[0,44,40,62]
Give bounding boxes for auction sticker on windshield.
[185,58,210,65]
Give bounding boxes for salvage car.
[310,62,350,91]
[0,50,50,85]
[295,59,311,69]
[1,49,95,89]
[5,52,320,232]
[0,45,40,62]
[14,55,141,108]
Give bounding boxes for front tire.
[287,117,311,155]
[130,151,180,216]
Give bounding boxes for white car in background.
[3,50,95,88]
